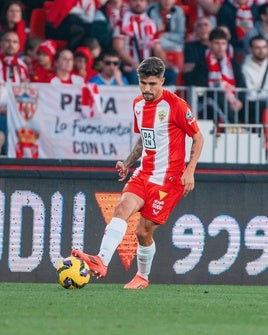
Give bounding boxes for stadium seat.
[29,5,67,50]
[53,40,67,50]
[43,1,53,10]
[29,8,47,40]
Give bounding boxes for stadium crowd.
[1,0,268,157]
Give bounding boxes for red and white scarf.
[206,49,236,92]
[229,0,254,39]
[0,55,29,83]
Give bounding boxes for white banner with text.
[7,84,140,159]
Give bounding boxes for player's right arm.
[116,136,143,181]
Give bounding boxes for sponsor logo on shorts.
[159,190,167,200]
[152,199,164,215]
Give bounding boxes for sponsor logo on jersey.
[186,108,193,119]
[185,108,196,125]
[141,128,156,149]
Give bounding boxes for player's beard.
[142,92,155,101]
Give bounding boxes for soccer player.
[72,57,204,289]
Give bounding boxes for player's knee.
[114,200,139,218]
[135,227,152,245]
[114,202,128,217]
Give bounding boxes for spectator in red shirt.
[31,40,57,82]
[73,46,98,82]
[0,0,28,54]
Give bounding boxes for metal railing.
[180,86,267,164]
[212,123,265,164]
[188,86,268,123]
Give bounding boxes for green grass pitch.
[0,283,268,335]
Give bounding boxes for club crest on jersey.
[185,108,196,125]
[158,110,166,122]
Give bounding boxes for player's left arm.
[181,130,204,197]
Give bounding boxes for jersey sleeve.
[175,97,200,137]
[133,97,140,134]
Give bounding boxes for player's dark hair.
[137,57,165,79]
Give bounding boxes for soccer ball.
[56,256,90,289]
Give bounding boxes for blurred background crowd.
[1,0,268,86]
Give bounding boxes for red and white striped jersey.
[107,2,129,29]
[133,89,199,186]
[70,0,101,23]
[0,55,29,83]
[113,11,160,62]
